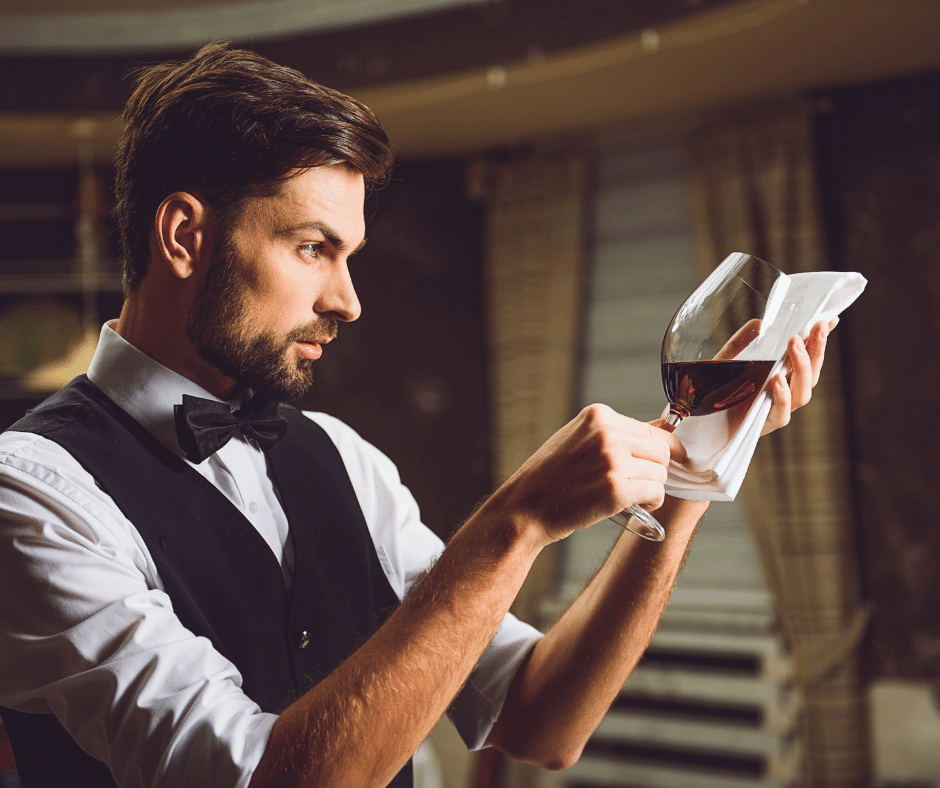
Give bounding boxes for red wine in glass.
[610,253,792,541]
[662,359,776,420]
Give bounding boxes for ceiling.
[1,0,939,165]
[1,0,236,10]
[0,0,488,54]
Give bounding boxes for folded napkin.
[665,269,868,502]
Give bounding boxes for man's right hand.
[484,404,686,545]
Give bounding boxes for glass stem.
[662,409,685,433]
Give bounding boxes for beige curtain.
[477,151,588,623]
[685,104,871,788]
[473,152,587,788]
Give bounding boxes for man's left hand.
[761,317,839,436]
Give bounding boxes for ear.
[153,192,211,280]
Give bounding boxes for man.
[0,43,834,788]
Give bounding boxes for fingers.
[715,318,762,360]
[647,417,688,464]
[621,451,670,483]
[616,418,671,464]
[761,374,792,436]
[608,453,671,516]
[786,334,814,409]
[789,318,834,405]
[503,404,693,542]
[563,405,679,524]
[608,418,686,514]
[805,317,837,386]
[620,480,668,514]
[761,318,836,436]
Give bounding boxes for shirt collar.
[86,321,239,459]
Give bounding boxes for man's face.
[187,164,366,401]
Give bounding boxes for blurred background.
[0,1,938,787]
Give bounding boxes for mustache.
[285,319,339,345]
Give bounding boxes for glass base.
[610,505,666,541]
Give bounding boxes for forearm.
[249,503,545,788]
[489,495,707,769]
[252,403,693,785]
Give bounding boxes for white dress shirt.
[0,322,542,788]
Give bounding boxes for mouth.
[291,320,338,362]
[294,339,327,360]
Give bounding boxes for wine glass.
[610,253,794,541]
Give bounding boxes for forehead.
[236,164,366,243]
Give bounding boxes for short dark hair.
[114,41,394,292]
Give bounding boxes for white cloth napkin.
[665,269,868,502]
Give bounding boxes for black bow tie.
[174,393,289,464]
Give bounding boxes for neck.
[116,289,238,400]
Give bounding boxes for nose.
[316,260,361,323]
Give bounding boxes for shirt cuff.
[447,613,542,751]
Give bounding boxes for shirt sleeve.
[0,431,277,788]
[304,412,544,750]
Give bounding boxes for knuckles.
[578,403,617,429]
[656,462,669,485]
[577,403,673,467]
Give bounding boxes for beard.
[186,236,338,402]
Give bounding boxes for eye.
[299,243,323,260]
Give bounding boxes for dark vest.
[0,375,412,788]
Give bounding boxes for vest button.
[293,630,312,649]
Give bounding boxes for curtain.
[475,151,587,788]
[479,151,587,622]
[685,103,871,788]
[816,70,940,682]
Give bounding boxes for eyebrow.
[275,220,367,254]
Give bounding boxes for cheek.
[245,264,318,328]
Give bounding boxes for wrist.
[658,495,709,538]
[466,489,552,556]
